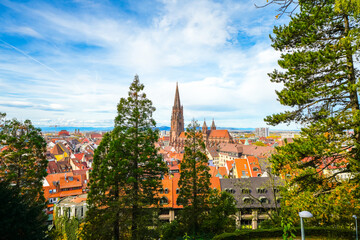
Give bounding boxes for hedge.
[212,227,355,240]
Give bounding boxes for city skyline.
[0,0,296,129]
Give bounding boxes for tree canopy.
[83,75,167,240]
[265,0,360,226]
[0,113,47,202]
[177,120,212,236]
[0,113,48,239]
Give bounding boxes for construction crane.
[49,125,59,135]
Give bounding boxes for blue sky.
[0,0,295,129]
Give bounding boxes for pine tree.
[0,113,47,202]
[265,0,360,225]
[84,76,167,240]
[177,120,212,237]
[0,113,48,239]
[0,180,48,240]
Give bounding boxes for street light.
[299,211,313,240]
[353,215,358,240]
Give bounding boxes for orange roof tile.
[218,167,228,177]
[234,158,250,178]
[59,175,82,189]
[226,160,234,171]
[60,189,83,197]
[210,177,221,190]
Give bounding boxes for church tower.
[202,119,208,135]
[170,83,184,145]
[211,118,216,130]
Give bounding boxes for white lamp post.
[353,215,358,240]
[299,211,313,240]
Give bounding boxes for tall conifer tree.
[0,113,47,202]
[177,120,212,237]
[0,113,48,239]
[266,0,360,225]
[84,76,167,240]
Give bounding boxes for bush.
[212,227,355,240]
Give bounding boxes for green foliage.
[281,218,295,240]
[265,0,360,228]
[202,190,237,235]
[253,141,266,146]
[0,112,48,202]
[0,180,48,240]
[83,76,167,240]
[258,219,277,229]
[212,227,355,240]
[53,207,81,240]
[177,120,212,237]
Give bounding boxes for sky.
[0,0,295,129]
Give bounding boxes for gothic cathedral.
[170,83,233,149]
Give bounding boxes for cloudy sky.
[0,0,295,129]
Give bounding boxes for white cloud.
[0,0,293,129]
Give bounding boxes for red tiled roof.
[218,167,228,177]
[58,130,70,136]
[47,161,60,174]
[90,133,102,139]
[74,153,84,161]
[226,160,234,171]
[59,175,82,189]
[208,130,231,139]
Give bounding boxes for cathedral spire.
[170,82,184,146]
[211,118,216,130]
[202,119,207,134]
[174,82,181,108]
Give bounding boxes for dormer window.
[243,197,254,204]
[259,197,269,204]
[160,197,168,205]
[257,188,267,194]
[242,188,250,194]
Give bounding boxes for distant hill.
[38,126,298,133]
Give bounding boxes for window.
[244,164,247,169]
[160,197,168,205]
[257,188,267,194]
[253,167,259,172]
[159,188,164,194]
[164,188,169,194]
[259,197,268,204]
[240,219,252,229]
[243,197,254,204]
[176,188,180,194]
[49,189,52,193]
[242,188,250,194]
[242,171,246,176]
